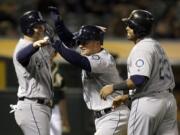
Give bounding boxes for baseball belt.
[18,97,53,108]
[93,107,112,118]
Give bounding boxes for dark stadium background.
[0,0,180,134]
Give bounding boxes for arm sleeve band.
[130,75,149,87]
[53,40,91,72]
[16,44,39,66]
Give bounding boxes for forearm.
[121,94,129,100]
[55,20,76,48]
[16,44,39,66]
[49,6,76,47]
[53,40,91,72]
[113,74,149,91]
[113,79,135,94]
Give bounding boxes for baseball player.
[48,7,130,135]
[12,10,55,135]
[100,10,179,135]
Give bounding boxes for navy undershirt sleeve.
[130,75,149,87]
[16,44,39,67]
[55,20,76,48]
[53,40,91,72]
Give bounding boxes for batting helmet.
[73,25,104,45]
[20,10,46,36]
[122,10,154,38]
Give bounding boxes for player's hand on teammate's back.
[112,95,129,109]
[33,36,50,48]
[100,84,114,100]
[48,6,61,22]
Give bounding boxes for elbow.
[16,53,23,64]
[16,53,29,66]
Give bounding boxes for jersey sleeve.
[86,54,111,73]
[128,48,154,77]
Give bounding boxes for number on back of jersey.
[158,47,171,80]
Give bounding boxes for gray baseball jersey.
[13,38,55,100]
[12,38,55,135]
[82,49,129,135]
[127,38,175,95]
[127,38,178,135]
[82,49,123,110]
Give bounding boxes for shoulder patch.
[135,59,144,67]
[92,55,100,60]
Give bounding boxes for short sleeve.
[128,48,153,77]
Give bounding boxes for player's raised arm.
[52,40,91,72]
[48,6,76,48]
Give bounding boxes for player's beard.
[127,32,137,42]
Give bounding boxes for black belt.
[94,107,112,118]
[18,97,53,108]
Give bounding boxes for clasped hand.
[48,6,61,22]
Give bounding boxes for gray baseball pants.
[128,91,178,135]
[14,99,51,135]
[94,105,130,135]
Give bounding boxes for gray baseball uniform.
[127,38,178,135]
[83,49,130,135]
[12,38,55,135]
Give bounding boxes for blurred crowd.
[0,0,180,39]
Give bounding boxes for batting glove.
[48,6,62,23]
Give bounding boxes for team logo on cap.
[135,59,144,67]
